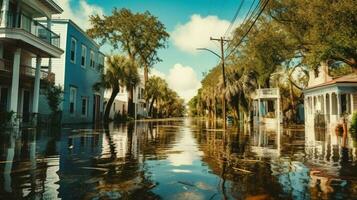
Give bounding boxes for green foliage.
[145,76,185,118]
[87,8,169,83]
[350,112,357,139]
[267,0,357,68]
[329,63,353,78]
[0,110,14,129]
[44,83,63,113]
[94,55,140,121]
[192,0,357,124]
[114,112,130,122]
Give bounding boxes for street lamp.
[197,43,227,129]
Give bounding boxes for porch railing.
[0,11,60,47]
[0,58,55,82]
[255,88,280,99]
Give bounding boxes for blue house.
[39,19,105,124]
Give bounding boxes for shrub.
[350,112,357,139]
[0,111,14,129]
[43,83,63,113]
[114,112,131,122]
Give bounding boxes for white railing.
[256,88,280,98]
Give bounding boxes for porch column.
[32,57,41,115]
[258,98,261,123]
[329,93,333,116]
[277,90,281,124]
[323,94,327,122]
[312,96,315,115]
[351,94,354,113]
[0,0,9,27]
[46,16,52,30]
[10,48,21,113]
[47,17,52,73]
[337,93,342,117]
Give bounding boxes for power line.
[225,0,268,58]
[225,0,270,59]
[224,0,259,54]
[224,0,245,38]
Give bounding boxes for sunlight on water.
[0,118,357,199]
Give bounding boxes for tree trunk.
[144,65,149,86]
[144,65,149,117]
[128,88,135,118]
[265,79,270,88]
[237,96,240,123]
[104,88,119,123]
[149,97,156,116]
[289,81,296,122]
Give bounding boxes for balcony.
[253,88,280,99]
[0,11,63,58]
[0,58,55,82]
[0,11,60,47]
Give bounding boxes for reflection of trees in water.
[90,121,181,199]
[0,129,60,199]
[140,121,180,160]
[193,128,284,199]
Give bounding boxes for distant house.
[252,88,281,131]
[304,62,357,132]
[39,19,105,124]
[104,68,147,120]
[0,0,64,126]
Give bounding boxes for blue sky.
[57,0,254,101]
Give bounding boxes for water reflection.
[0,119,357,199]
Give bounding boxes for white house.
[0,0,64,126]
[104,67,147,120]
[252,88,281,131]
[304,62,357,134]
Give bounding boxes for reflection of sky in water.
[0,120,356,199]
[167,127,201,166]
[146,125,223,200]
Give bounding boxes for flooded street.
[1,118,357,200]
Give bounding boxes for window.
[70,38,77,63]
[98,53,104,71]
[314,67,319,78]
[69,87,77,114]
[81,45,87,67]
[90,50,95,68]
[81,97,88,116]
[0,87,8,110]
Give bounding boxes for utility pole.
[210,37,230,129]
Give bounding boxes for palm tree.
[122,60,141,118]
[218,66,257,122]
[93,55,127,122]
[145,76,167,116]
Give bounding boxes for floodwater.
[0,118,357,200]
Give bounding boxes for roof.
[49,19,105,55]
[304,73,357,91]
[39,0,63,14]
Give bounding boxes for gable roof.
[49,19,105,56]
[305,73,357,91]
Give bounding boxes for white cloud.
[171,14,231,54]
[150,68,167,79]
[167,64,201,102]
[149,64,201,102]
[54,0,104,30]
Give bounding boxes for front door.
[92,95,101,122]
[22,90,30,123]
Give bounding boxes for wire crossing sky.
[55,0,256,101]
